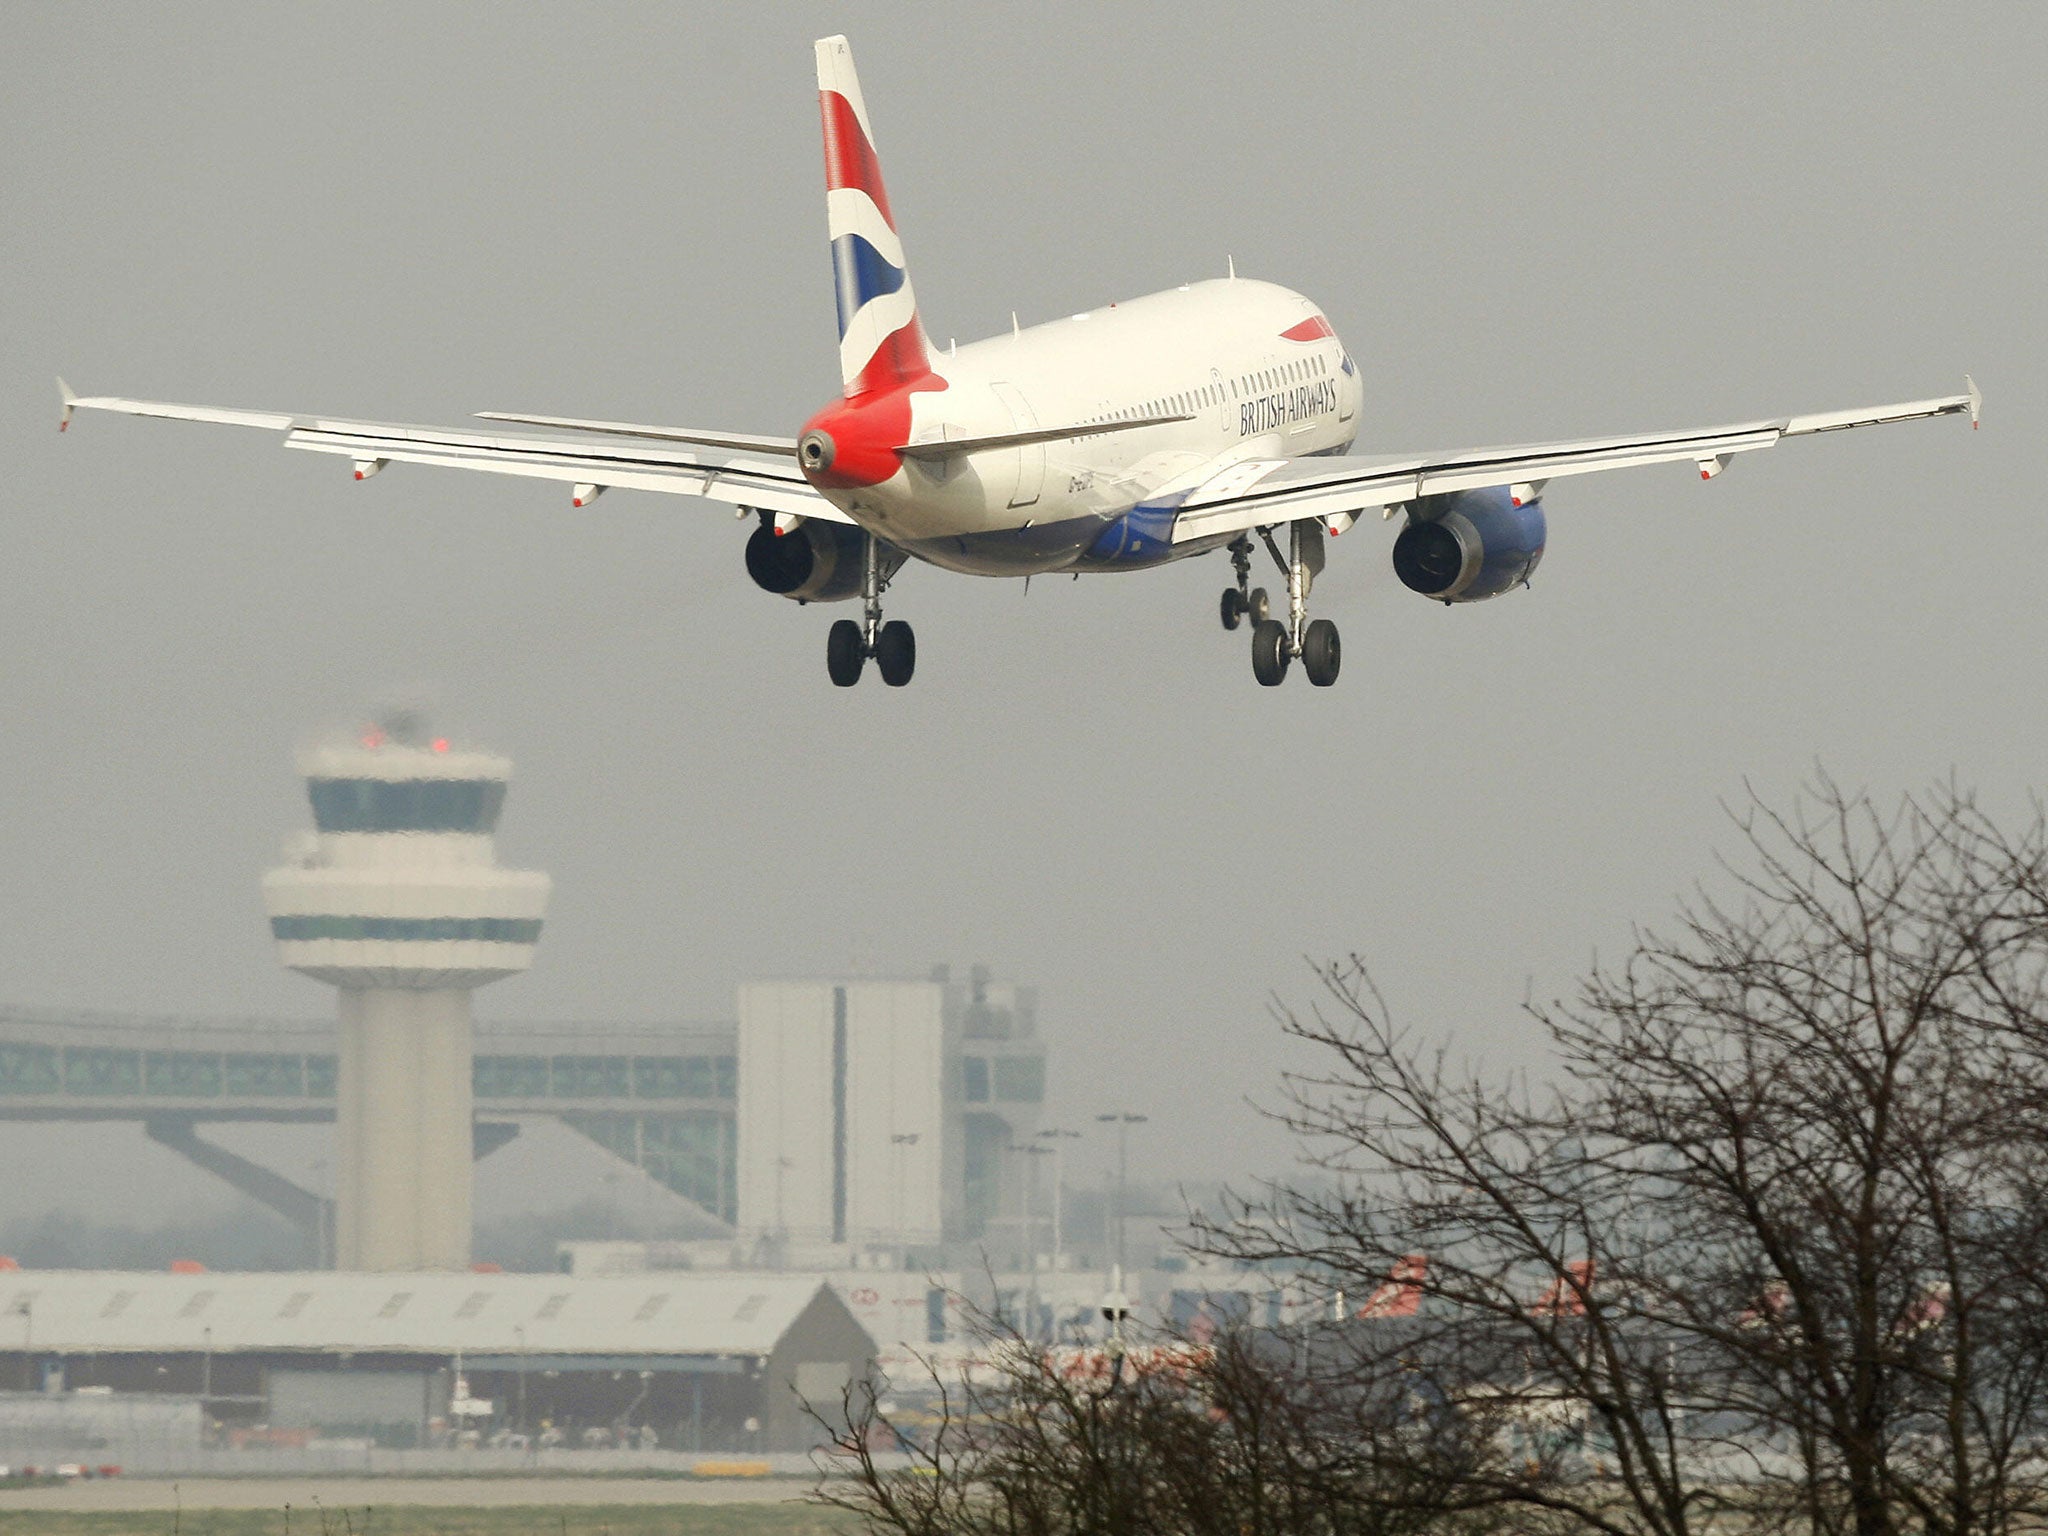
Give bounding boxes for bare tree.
[814,1301,1503,1536]
[1199,779,2048,1536]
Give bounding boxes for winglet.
[1965,373,1980,430]
[57,377,76,432]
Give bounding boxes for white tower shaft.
[335,988,475,1270]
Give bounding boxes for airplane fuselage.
[800,278,1362,576]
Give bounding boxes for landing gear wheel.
[1302,618,1341,687]
[827,619,865,687]
[1251,619,1290,686]
[875,620,916,686]
[1220,588,1247,631]
[1247,587,1271,625]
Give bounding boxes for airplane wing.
[1169,379,1979,544]
[57,385,842,522]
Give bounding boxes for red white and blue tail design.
[817,35,930,398]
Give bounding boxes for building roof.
[0,1272,852,1359]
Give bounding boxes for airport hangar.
[0,1269,871,1452]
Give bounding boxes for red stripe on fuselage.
[1281,315,1335,342]
[820,90,895,230]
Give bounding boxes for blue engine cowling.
[1391,485,1546,603]
[745,518,901,603]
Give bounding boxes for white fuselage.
[821,279,1361,576]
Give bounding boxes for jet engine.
[1391,485,1546,603]
[744,518,898,603]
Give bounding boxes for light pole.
[1095,1112,1148,1274]
[890,1133,920,1249]
[1035,1128,1080,1273]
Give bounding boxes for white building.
[737,967,1045,1250]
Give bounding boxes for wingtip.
[1965,373,1980,429]
[57,376,75,431]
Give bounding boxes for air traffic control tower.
[264,715,550,1270]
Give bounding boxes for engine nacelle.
[1391,485,1546,603]
[744,519,889,603]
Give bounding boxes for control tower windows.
[269,916,544,944]
[307,777,508,834]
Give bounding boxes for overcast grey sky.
[4,3,2043,1228]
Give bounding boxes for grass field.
[0,1502,862,1536]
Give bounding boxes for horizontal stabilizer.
[474,412,798,456]
[896,411,1194,461]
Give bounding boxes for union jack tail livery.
[817,35,930,398]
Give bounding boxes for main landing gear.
[1229,523,1339,687]
[827,533,915,687]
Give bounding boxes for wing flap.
[472,411,800,456]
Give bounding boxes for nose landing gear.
[827,533,915,687]
[1219,536,1271,632]
[1242,522,1340,687]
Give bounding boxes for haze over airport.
[3,2,2044,1237]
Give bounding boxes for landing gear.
[1243,521,1339,686]
[1251,618,1290,686]
[1302,617,1340,687]
[826,533,915,686]
[1219,537,1272,631]
[827,619,865,686]
[875,619,915,686]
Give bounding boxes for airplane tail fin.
[816,35,931,398]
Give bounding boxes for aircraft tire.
[827,619,866,686]
[1220,588,1245,631]
[1303,618,1340,687]
[876,620,916,686]
[1251,619,1290,686]
[1248,587,1271,625]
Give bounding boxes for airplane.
[61,35,1979,689]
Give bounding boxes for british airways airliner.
[63,35,1977,688]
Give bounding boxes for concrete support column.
[336,987,473,1271]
